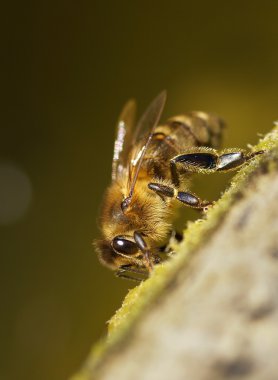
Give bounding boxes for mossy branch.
[71,125,278,380]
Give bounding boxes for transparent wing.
[132,90,167,146]
[126,90,167,201]
[112,99,137,181]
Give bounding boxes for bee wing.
[127,91,167,199]
[112,99,137,181]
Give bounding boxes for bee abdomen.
[166,112,225,149]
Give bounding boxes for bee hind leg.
[170,148,264,186]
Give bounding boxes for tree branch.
[72,125,278,380]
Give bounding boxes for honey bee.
[95,91,263,280]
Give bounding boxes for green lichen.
[71,125,278,380]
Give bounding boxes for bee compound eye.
[112,237,138,255]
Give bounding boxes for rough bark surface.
[72,127,278,380]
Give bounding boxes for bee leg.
[148,183,175,198]
[170,159,181,187]
[159,230,183,257]
[148,182,212,210]
[170,230,183,242]
[134,231,153,271]
[176,191,213,209]
[116,265,149,282]
[170,148,264,182]
[216,150,264,171]
[116,271,143,282]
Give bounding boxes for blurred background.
[1,1,277,379]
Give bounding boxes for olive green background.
[1,1,277,379]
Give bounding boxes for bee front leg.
[148,182,212,210]
[170,148,264,185]
[134,231,154,272]
[116,265,149,282]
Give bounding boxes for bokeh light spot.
[0,163,32,225]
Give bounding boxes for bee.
[95,91,263,280]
